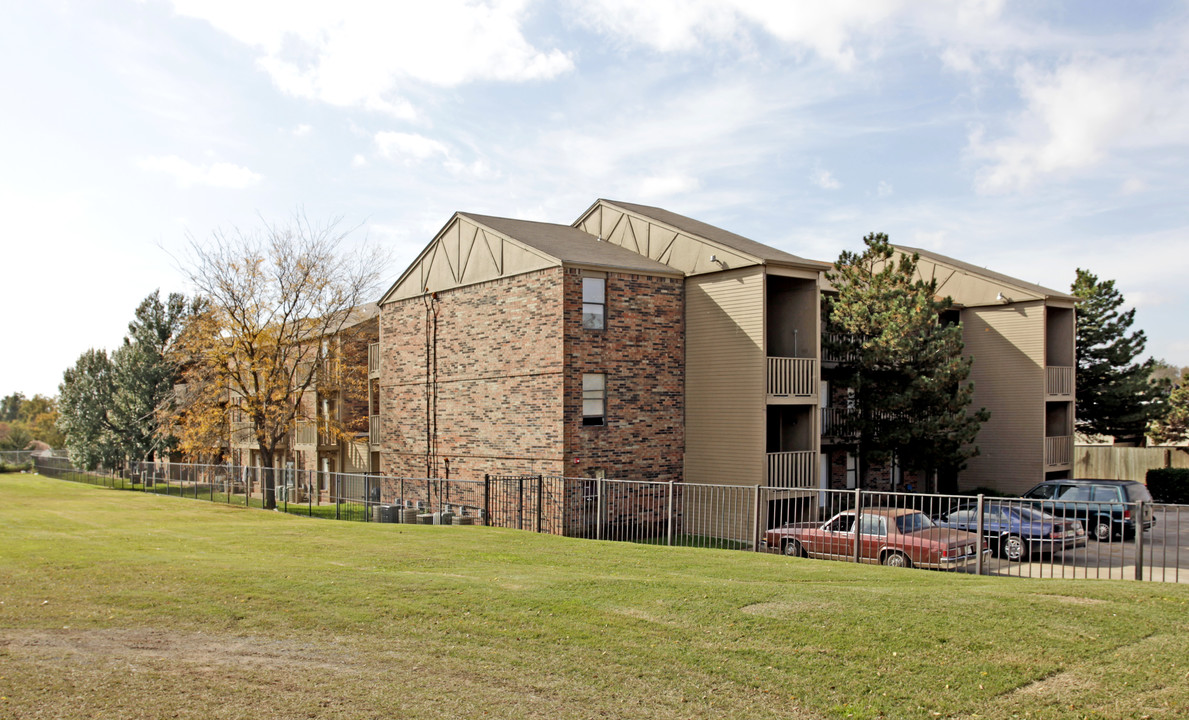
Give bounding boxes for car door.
[858,513,887,562]
[818,513,856,559]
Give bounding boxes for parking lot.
[982,508,1189,582]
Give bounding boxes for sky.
[2,0,1188,399]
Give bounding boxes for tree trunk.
[260,446,277,510]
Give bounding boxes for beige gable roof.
[894,244,1076,307]
[574,199,830,276]
[379,212,680,304]
[462,214,680,275]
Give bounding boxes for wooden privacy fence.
[1074,445,1189,482]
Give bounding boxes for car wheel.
[882,551,911,568]
[783,539,805,558]
[1003,535,1028,562]
[1091,517,1114,542]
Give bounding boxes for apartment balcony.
[230,421,255,448]
[1045,435,1073,468]
[767,356,817,401]
[368,342,380,379]
[822,332,861,365]
[369,415,380,445]
[821,407,858,440]
[1046,366,1074,398]
[766,451,816,488]
[294,421,318,447]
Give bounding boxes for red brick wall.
[563,269,685,482]
[378,269,567,481]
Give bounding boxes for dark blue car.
[933,502,1086,562]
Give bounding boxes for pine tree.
[1071,269,1164,444]
[57,349,122,469]
[108,291,199,461]
[1150,382,1188,445]
[826,233,989,488]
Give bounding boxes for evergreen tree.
[108,291,199,461]
[1071,269,1164,443]
[1150,381,1188,445]
[1,392,25,422]
[826,233,989,489]
[57,349,122,469]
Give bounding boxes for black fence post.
[483,474,490,527]
[536,475,543,533]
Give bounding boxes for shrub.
[0,460,33,474]
[1146,468,1189,504]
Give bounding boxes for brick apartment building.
[372,199,1075,515]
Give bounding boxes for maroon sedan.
[765,508,989,570]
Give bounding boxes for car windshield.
[895,512,936,533]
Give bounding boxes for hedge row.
[0,461,34,474]
[1146,468,1189,504]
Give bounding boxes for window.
[1058,485,1091,501]
[582,277,605,329]
[859,514,886,536]
[582,373,606,426]
[826,514,855,533]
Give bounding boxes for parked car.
[764,508,989,570]
[1020,479,1156,541]
[933,502,1086,561]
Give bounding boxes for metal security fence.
[24,456,1189,583]
[1,450,35,466]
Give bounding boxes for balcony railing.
[369,415,380,443]
[1046,366,1074,397]
[230,421,255,447]
[822,332,861,364]
[821,407,858,438]
[368,342,380,378]
[295,421,318,446]
[767,357,817,398]
[1045,435,1073,467]
[766,451,816,488]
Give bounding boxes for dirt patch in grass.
[740,601,833,618]
[0,628,351,671]
[1032,594,1107,605]
[1005,668,1100,698]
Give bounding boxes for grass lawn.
[2,473,1188,719]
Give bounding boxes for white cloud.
[575,0,898,68]
[291,123,312,137]
[811,167,841,190]
[374,131,449,162]
[136,155,262,189]
[169,1,573,115]
[572,1,1024,71]
[970,55,1189,193]
[876,180,893,197]
[1120,177,1146,195]
[351,154,369,168]
[635,173,700,198]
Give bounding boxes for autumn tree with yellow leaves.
[169,214,386,509]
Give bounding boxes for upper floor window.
[582,373,606,426]
[582,277,605,329]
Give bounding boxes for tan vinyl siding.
[685,267,765,487]
[959,301,1046,494]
